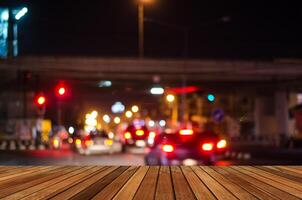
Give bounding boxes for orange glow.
[162,144,174,153]
[53,139,59,147]
[124,132,132,139]
[202,143,213,151]
[37,96,45,105]
[85,140,93,146]
[135,130,144,136]
[179,129,194,135]
[217,139,227,149]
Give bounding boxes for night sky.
[2,0,302,59]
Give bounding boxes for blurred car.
[75,132,122,155]
[121,124,152,151]
[145,129,227,165]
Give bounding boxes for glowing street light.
[125,111,133,118]
[15,7,28,20]
[150,87,164,95]
[68,126,75,134]
[131,105,139,113]
[91,110,98,118]
[103,114,110,123]
[114,117,121,124]
[166,94,175,103]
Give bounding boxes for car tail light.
[162,144,174,153]
[124,132,132,139]
[179,129,194,135]
[217,139,227,149]
[202,143,213,151]
[135,130,144,136]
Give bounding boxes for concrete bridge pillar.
[275,91,289,138]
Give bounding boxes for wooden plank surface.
[0,165,300,200]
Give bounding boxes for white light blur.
[91,111,98,118]
[150,87,164,95]
[1,10,9,21]
[148,120,155,127]
[114,117,121,124]
[108,132,114,139]
[159,120,166,127]
[15,7,28,20]
[68,126,75,134]
[125,111,133,118]
[111,102,125,113]
[131,105,139,113]
[98,80,112,87]
[103,114,110,123]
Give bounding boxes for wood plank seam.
[190,166,219,200]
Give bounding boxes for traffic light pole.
[57,100,62,126]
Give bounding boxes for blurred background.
[0,0,302,166]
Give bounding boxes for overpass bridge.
[1,56,302,83]
[1,56,302,144]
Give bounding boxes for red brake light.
[202,143,213,151]
[217,139,227,149]
[135,130,144,136]
[162,144,174,153]
[179,129,194,135]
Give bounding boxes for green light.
[207,94,215,102]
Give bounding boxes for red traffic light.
[35,95,46,106]
[55,84,68,97]
[58,87,66,96]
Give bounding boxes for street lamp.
[131,105,139,113]
[125,111,133,118]
[166,94,175,103]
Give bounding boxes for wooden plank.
[241,166,302,191]
[170,166,196,200]
[0,166,63,190]
[192,166,237,200]
[0,166,20,173]
[227,166,299,200]
[112,166,149,200]
[202,166,257,200]
[256,166,302,184]
[155,166,174,200]
[51,166,122,200]
[272,166,302,179]
[133,166,159,200]
[277,166,302,176]
[21,166,104,200]
[0,166,51,181]
[212,166,279,200]
[0,166,76,198]
[3,166,87,200]
[233,166,302,199]
[181,166,216,200]
[92,166,138,200]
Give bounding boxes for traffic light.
[35,94,46,116]
[207,93,215,102]
[55,84,67,97]
[35,94,46,107]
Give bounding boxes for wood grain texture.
[0,165,300,200]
